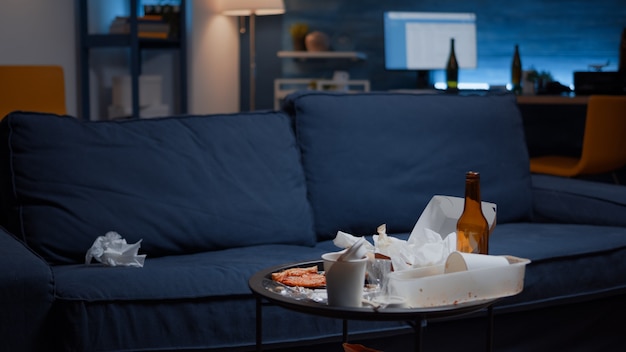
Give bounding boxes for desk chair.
[0,65,67,120]
[529,95,626,183]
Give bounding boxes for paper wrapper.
[334,225,455,271]
[85,231,146,267]
[332,195,497,271]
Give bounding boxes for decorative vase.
[305,31,330,52]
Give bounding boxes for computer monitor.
[384,11,477,87]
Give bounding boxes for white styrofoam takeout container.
[390,195,529,308]
[388,255,530,308]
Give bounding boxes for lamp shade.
[220,0,285,16]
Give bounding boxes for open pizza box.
[387,195,530,308]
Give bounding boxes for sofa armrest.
[531,174,626,227]
[0,226,54,352]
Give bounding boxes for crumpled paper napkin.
[333,224,456,271]
[85,231,146,267]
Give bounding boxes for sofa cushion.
[489,222,626,308]
[0,111,315,264]
[49,244,406,351]
[47,221,626,351]
[285,92,532,240]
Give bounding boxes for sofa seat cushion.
[285,92,532,241]
[46,221,626,351]
[52,244,331,300]
[49,243,405,351]
[489,222,626,309]
[0,112,315,264]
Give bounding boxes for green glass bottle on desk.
[511,44,522,95]
[619,28,626,82]
[446,38,459,92]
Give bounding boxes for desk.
[516,95,589,105]
[516,95,588,158]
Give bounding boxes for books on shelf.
[109,15,170,39]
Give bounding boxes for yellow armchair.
[0,65,66,119]
[530,95,626,183]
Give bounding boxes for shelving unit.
[274,78,370,109]
[277,51,367,61]
[77,0,187,120]
[275,50,370,108]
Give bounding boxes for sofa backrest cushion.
[284,92,532,241]
[0,111,315,264]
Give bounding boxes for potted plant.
[290,23,309,51]
[526,69,553,94]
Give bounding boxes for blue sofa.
[1,92,625,352]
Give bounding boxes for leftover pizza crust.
[271,265,326,288]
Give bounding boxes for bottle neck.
[449,39,456,58]
[463,173,482,208]
[617,28,626,74]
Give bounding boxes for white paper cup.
[322,252,368,307]
[444,251,510,273]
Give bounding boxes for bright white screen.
[385,12,477,70]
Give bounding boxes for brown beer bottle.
[456,171,490,254]
[446,38,459,92]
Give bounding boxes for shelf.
[84,34,182,49]
[277,51,367,61]
[78,0,187,120]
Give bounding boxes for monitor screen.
[384,11,477,70]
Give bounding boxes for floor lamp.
[221,0,285,111]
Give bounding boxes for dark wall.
[245,0,626,110]
[239,15,284,112]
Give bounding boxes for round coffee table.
[249,260,498,352]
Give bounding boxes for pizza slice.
[271,265,326,288]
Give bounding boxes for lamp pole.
[249,13,256,111]
[220,0,284,111]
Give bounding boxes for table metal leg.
[342,319,348,343]
[256,296,263,352]
[408,318,426,352]
[486,305,494,352]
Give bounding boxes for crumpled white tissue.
[401,228,456,270]
[333,224,456,271]
[334,231,376,252]
[85,231,146,267]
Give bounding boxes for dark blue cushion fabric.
[0,112,315,264]
[49,243,406,351]
[489,222,626,308]
[46,222,626,351]
[531,174,626,226]
[0,227,54,352]
[285,92,532,240]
